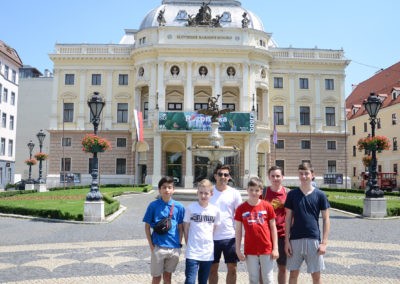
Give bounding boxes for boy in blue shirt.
[143,176,185,284]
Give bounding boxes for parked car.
[13,179,36,190]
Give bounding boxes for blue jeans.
[185,258,212,284]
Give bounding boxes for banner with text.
[158,112,255,133]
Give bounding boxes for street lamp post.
[36,130,46,184]
[86,92,105,201]
[27,140,35,182]
[363,92,383,198]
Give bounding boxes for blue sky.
[2,0,399,96]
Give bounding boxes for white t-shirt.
[184,202,221,261]
[210,185,242,240]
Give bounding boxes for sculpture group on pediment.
[185,1,223,28]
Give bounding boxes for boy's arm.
[144,223,154,252]
[284,208,293,257]
[235,220,245,261]
[269,218,279,259]
[318,209,330,255]
[178,223,184,246]
[183,222,190,244]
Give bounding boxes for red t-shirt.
[234,200,276,255]
[260,187,287,238]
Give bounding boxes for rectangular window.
[300,106,310,125]
[364,122,368,132]
[8,140,13,156]
[327,140,336,150]
[9,115,14,130]
[378,165,382,172]
[325,107,335,126]
[10,92,15,105]
[194,103,208,110]
[299,78,309,89]
[392,113,397,125]
[2,113,6,128]
[117,103,128,123]
[301,140,311,149]
[0,83,2,102]
[63,103,74,122]
[274,77,283,88]
[168,103,182,110]
[61,158,71,172]
[273,106,284,125]
[65,74,75,85]
[116,158,126,174]
[62,137,72,147]
[377,118,381,129]
[3,88,7,102]
[12,70,16,83]
[352,125,356,135]
[222,103,235,111]
[353,145,356,157]
[353,167,356,177]
[393,137,398,151]
[91,74,101,85]
[4,65,9,79]
[119,74,128,85]
[394,163,398,174]
[328,160,336,173]
[143,102,149,120]
[276,140,284,149]
[1,138,6,155]
[275,160,284,175]
[325,79,334,90]
[117,138,127,147]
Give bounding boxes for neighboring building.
[48,0,349,189]
[346,61,400,190]
[15,65,53,182]
[0,40,22,189]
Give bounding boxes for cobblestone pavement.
[0,191,399,283]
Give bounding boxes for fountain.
[189,95,240,181]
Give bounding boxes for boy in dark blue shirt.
[284,163,330,284]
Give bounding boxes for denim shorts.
[213,238,238,264]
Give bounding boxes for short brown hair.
[214,164,231,175]
[268,165,283,175]
[247,176,263,189]
[298,162,314,173]
[158,176,174,189]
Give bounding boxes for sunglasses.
[217,172,230,177]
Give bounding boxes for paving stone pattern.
[0,191,399,283]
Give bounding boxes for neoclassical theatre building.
[47,0,349,189]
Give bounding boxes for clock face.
[222,12,230,21]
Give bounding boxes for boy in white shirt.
[184,179,221,284]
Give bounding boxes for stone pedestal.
[25,184,35,190]
[363,198,387,218]
[35,183,47,192]
[84,201,105,222]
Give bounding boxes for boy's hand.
[236,250,246,261]
[271,248,279,260]
[284,241,292,257]
[318,243,327,255]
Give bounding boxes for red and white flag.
[134,110,144,142]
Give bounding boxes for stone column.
[241,63,249,111]
[49,68,59,130]
[289,74,296,132]
[314,74,322,132]
[185,134,194,188]
[185,61,193,111]
[104,70,113,130]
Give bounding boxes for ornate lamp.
[36,130,46,184]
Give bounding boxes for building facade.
[15,66,53,182]
[0,40,22,189]
[346,61,400,190]
[47,0,349,189]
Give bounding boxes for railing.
[54,44,133,55]
[270,48,345,60]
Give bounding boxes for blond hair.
[197,179,214,193]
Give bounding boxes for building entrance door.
[166,152,182,187]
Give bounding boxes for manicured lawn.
[0,186,151,221]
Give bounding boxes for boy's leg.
[259,255,274,284]
[223,238,238,284]
[288,270,300,284]
[185,258,199,284]
[286,239,305,284]
[162,272,172,284]
[209,239,223,284]
[304,239,325,282]
[277,237,287,284]
[311,271,321,284]
[198,260,213,284]
[151,246,164,283]
[245,255,260,284]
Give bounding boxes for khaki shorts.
[151,246,181,277]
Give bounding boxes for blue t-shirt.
[284,188,330,241]
[143,198,185,248]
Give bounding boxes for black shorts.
[213,238,239,264]
[277,237,287,266]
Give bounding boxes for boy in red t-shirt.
[261,166,289,284]
[235,177,278,284]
